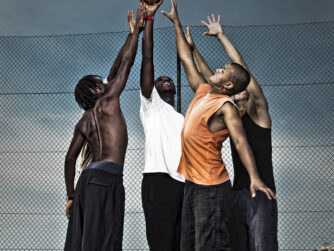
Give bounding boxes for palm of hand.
[129,19,135,34]
[207,23,222,35]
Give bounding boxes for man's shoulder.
[195,83,210,95]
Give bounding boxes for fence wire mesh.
[0,22,333,251]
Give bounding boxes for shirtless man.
[162,1,276,250]
[63,6,144,250]
[140,1,185,250]
[200,14,278,251]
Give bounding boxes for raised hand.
[201,14,223,36]
[250,177,278,200]
[144,0,163,16]
[161,0,179,23]
[128,10,135,34]
[135,2,146,33]
[184,26,195,50]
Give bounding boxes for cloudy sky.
[0,0,333,35]
[0,0,333,250]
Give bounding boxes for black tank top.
[231,113,276,192]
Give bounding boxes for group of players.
[64,0,278,250]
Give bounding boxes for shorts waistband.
[86,161,123,175]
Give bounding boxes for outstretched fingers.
[161,0,177,21]
[201,20,210,27]
[211,14,216,22]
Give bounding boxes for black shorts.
[64,167,125,251]
[181,180,232,251]
[142,173,184,251]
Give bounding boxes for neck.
[159,92,175,107]
[209,84,230,96]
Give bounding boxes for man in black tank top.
[199,14,278,251]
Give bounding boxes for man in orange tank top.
[162,1,276,250]
[199,14,278,251]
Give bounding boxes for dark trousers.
[181,180,232,251]
[64,168,125,251]
[142,173,184,251]
[229,188,278,251]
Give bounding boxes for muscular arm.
[185,26,213,83]
[221,102,276,199]
[140,17,154,98]
[162,0,205,92]
[107,33,132,82]
[107,10,140,82]
[217,33,270,126]
[222,103,259,180]
[64,124,85,198]
[103,7,144,104]
[202,15,270,125]
[140,0,164,98]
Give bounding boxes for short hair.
[154,76,174,86]
[229,63,251,95]
[75,75,102,110]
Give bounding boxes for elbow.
[142,55,153,61]
[64,155,76,167]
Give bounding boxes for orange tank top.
[177,84,236,185]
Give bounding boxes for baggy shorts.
[64,167,125,251]
[180,180,232,251]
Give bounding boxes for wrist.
[144,15,154,21]
[173,19,181,27]
[216,32,225,39]
[67,195,74,201]
[250,174,260,182]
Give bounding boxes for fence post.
[177,53,181,113]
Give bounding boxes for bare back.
[78,101,128,167]
[94,97,128,166]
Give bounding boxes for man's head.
[75,75,106,110]
[208,63,250,96]
[154,76,176,106]
[154,76,176,94]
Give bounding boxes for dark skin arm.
[162,0,205,93]
[219,102,276,199]
[107,10,138,82]
[102,5,145,106]
[140,0,164,99]
[64,120,85,218]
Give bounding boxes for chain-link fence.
[0,21,333,251]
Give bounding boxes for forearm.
[192,47,213,82]
[173,20,194,63]
[107,33,132,82]
[123,31,140,63]
[216,33,246,67]
[64,158,76,197]
[110,31,139,95]
[140,20,154,97]
[172,19,204,91]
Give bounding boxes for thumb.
[250,186,256,198]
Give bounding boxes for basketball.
[143,0,159,5]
